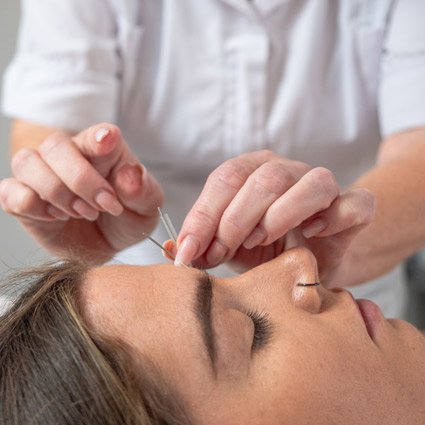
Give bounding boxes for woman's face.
[82,248,425,425]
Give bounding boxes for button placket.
[223,45,236,158]
[223,34,269,157]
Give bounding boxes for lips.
[355,299,382,341]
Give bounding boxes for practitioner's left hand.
[165,151,376,286]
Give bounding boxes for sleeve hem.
[379,61,425,138]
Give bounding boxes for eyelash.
[246,310,274,352]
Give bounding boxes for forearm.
[337,128,425,286]
[10,120,72,156]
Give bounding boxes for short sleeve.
[379,0,425,138]
[1,0,121,132]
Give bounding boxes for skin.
[0,121,163,263]
[0,120,376,283]
[2,120,425,289]
[82,248,425,425]
[175,127,425,287]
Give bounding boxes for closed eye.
[246,310,274,352]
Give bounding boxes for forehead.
[84,263,197,305]
[81,263,217,399]
[81,263,209,349]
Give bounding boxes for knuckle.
[240,149,274,162]
[44,182,68,204]
[253,161,292,195]
[16,188,39,215]
[65,164,95,194]
[39,132,68,156]
[292,160,311,175]
[72,165,92,186]
[257,149,277,160]
[310,167,338,199]
[191,205,218,230]
[208,161,249,191]
[11,148,36,174]
[221,210,245,234]
[241,149,280,166]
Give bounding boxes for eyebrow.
[193,271,217,374]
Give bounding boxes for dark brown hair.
[0,261,190,425]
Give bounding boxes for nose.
[276,246,319,285]
[221,247,323,314]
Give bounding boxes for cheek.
[383,319,425,387]
[245,324,387,422]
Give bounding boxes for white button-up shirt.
[3,0,425,318]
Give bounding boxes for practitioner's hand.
[0,123,163,264]
[166,150,375,286]
[227,187,376,287]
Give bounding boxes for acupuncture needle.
[142,232,175,260]
[158,207,178,244]
[144,208,192,266]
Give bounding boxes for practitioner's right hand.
[0,123,163,265]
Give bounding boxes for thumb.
[72,123,136,178]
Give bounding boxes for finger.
[72,123,135,177]
[301,188,376,238]
[205,161,302,266]
[93,165,165,251]
[110,163,164,216]
[176,152,310,267]
[174,156,260,263]
[11,147,99,220]
[244,167,340,247]
[162,239,177,261]
[0,178,70,221]
[175,153,272,266]
[38,133,123,216]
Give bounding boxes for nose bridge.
[255,247,319,287]
[220,247,319,306]
[284,247,319,284]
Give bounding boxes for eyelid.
[246,309,274,353]
[207,280,274,354]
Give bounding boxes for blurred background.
[0,1,50,276]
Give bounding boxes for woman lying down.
[1,247,424,425]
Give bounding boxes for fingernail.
[174,235,199,266]
[302,218,327,238]
[206,239,228,267]
[162,239,177,260]
[95,190,123,216]
[243,225,267,249]
[72,199,99,221]
[95,128,110,143]
[47,205,70,221]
